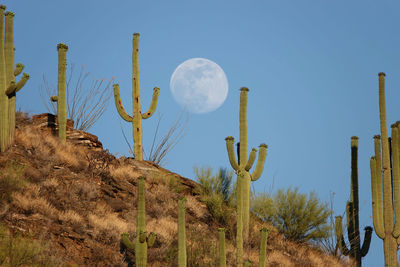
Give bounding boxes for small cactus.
[218,228,226,267]
[178,197,187,267]
[50,43,68,142]
[121,176,156,267]
[113,33,160,160]
[259,228,269,267]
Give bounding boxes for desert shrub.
[194,167,234,225]
[0,223,60,266]
[0,161,27,204]
[251,187,332,243]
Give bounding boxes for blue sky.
[6,1,400,265]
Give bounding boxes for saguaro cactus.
[178,197,187,267]
[50,43,68,143]
[259,228,269,267]
[225,87,268,245]
[218,228,226,267]
[370,73,400,267]
[0,5,29,152]
[121,176,156,267]
[113,33,160,160]
[335,137,372,267]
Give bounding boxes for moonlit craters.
[170,58,229,114]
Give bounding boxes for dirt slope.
[0,113,347,266]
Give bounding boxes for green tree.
[252,187,332,243]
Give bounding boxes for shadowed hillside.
[0,112,348,266]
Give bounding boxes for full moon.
[170,58,229,114]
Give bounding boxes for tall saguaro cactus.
[113,33,160,160]
[335,136,373,267]
[0,5,29,152]
[121,176,156,267]
[51,43,68,143]
[225,87,268,250]
[178,197,187,267]
[370,72,400,267]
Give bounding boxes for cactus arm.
[138,230,147,243]
[345,201,355,255]
[12,72,29,93]
[225,136,239,171]
[251,144,268,181]
[141,87,160,119]
[147,232,156,247]
[334,216,350,256]
[239,87,249,168]
[244,148,257,171]
[178,197,187,267]
[259,228,269,267]
[244,259,252,267]
[218,228,226,267]
[113,84,133,122]
[360,226,373,257]
[391,124,400,238]
[14,63,23,76]
[372,136,385,239]
[5,72,28,95]
[370,156,385,239]
[121,233,135,251]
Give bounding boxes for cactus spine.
[218,228,226,267]
[259,228,269,267]
[334,136,372,267]
[0,6,29,152]
[178,197,187,267]
[121,176,156,267]
[370,73,400,267]
[113,33,160,160]
[51,43,68,143]
[225,87,268,257]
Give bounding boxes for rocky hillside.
[0,112,347,266]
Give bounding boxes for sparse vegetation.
[40,64,113,132]
[251,187,332,244]
[194,166,235,225]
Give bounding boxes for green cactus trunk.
[0,6,7,152]
[218,228,226,267]
[0,6,28,152]
[113,33,160,161]
[225,87,268,245]
[50,43,68,143]
[121,176,156,267]
[334,137,372,267]
[259,228,268,267]
[136,176,147,267]
[370,73,399,267]
[178,197,187,267]
[236,171,245,267]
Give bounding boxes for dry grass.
[109,165,137,180]
[88,203,130,243]
[12,191,58,219]
[58,210,84,225]
[147,216,176,240]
